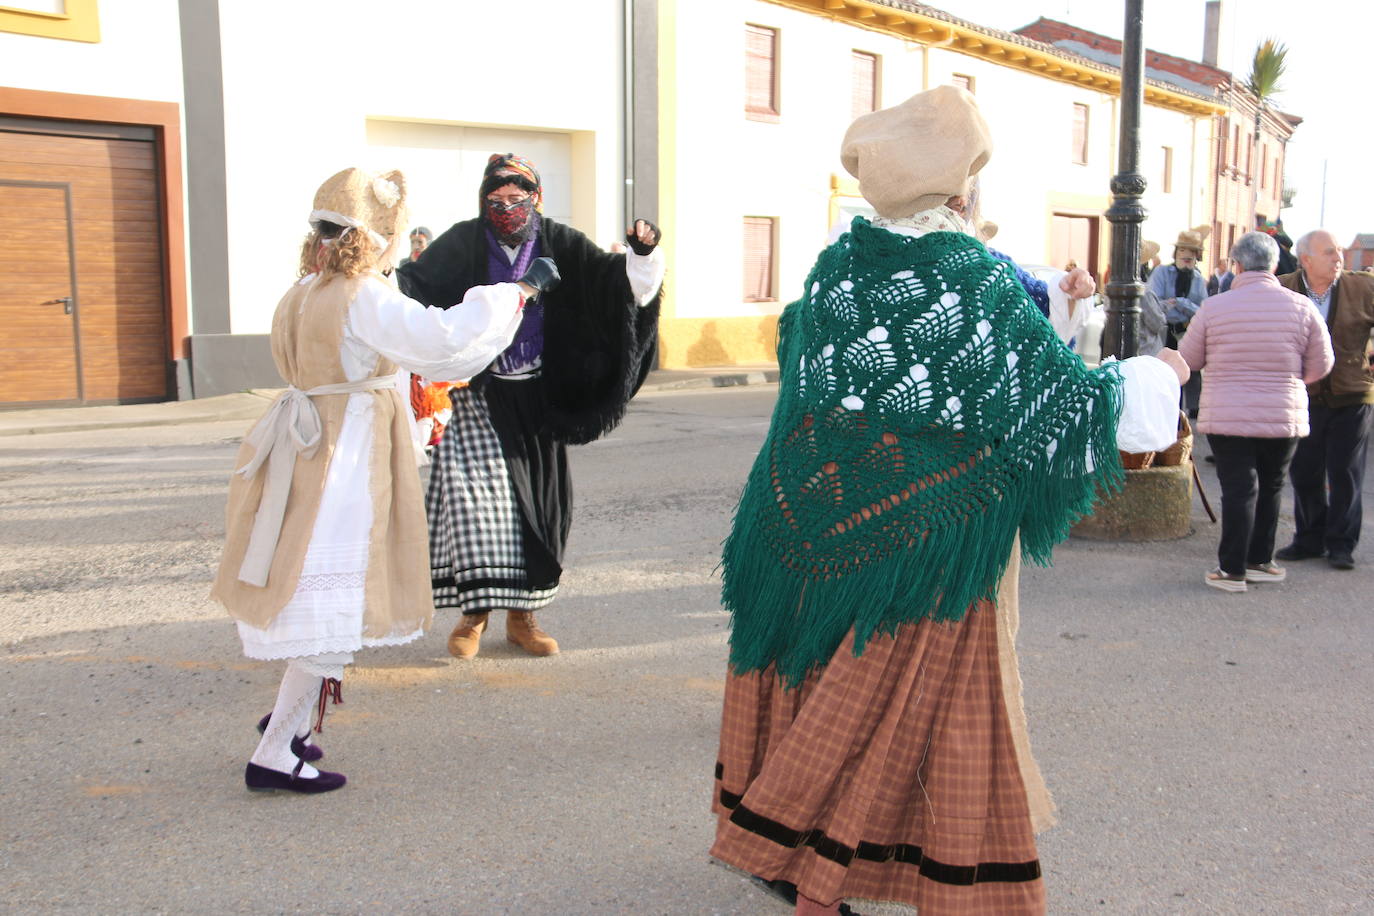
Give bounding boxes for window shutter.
[743,217,776,301]
[851,52,878,118]
[745,25,778,117]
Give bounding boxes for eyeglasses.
[486,193,530,205]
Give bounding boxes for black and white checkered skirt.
[427,382,560,613]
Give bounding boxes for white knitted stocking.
[250,663,322,777]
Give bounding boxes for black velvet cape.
[397,217,661,444]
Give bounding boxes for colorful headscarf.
[480,153,543,246]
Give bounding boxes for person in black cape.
[397,153,664,658]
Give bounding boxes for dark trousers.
[1208,434,1299,576]
[1169,324,1202,416]
[1181,371,1202,417]
[1288,403,1374,555]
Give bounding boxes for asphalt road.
[1,386,1370,914]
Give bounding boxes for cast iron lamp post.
[1102,0,1147,360]
[1071,0,1193,542]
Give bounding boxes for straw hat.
[840,86,993,218]
[310,167,407,263]
[1172,225,1210,257]
[1140,239,1161,262]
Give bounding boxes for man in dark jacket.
[398,154,664,655]
[1275,232,1299,275]
[1276,229,1374,569]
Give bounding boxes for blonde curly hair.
[297,221,383,279]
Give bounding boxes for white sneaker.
[1245,562,1286,583]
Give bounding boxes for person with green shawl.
[709,86,1188,916]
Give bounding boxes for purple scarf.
[484,218,544,374]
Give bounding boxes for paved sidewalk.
[0,366,780,438]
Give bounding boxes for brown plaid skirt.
[711,598,1046,914]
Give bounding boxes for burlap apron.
[211,273,433,641]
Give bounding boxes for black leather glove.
[626,219,661,256]
[517,256,561,295]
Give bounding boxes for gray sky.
[952,0,1374,245]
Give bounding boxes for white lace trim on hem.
[240,628,424,660]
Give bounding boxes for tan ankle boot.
[506,610,559,656]
[447,613,488,659]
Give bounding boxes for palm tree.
[1246,39,1288,104]
[1245,39,1288,226]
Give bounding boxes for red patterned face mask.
[484,197,537,245]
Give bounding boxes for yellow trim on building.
[0,1,100,42]
[656,0,682,366]
[827,173,862,228]
[760,0,1226,118]
[659,315,782,368]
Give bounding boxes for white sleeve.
[625,246,665,307]
[1043,270,1091,345]
[347,276,525,381]
[1113,355,1182,453]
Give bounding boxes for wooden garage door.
[0,129,167,405]
[0,181,80,402]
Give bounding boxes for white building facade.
[0,0,647,401]
[1,0,1225,400]
[654,0,1222,367]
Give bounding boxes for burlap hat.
[1172,225,1210,257]
[840,86,993,218]
[310,167,408,261]
[1140,239,1160,262]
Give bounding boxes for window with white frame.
[1071,103,1089,165]
[851,51,879,118]
[743,217,777,301]
[745,24,780,121]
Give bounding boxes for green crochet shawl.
[722,218,1125,687]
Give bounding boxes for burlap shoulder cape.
[722,218,1125,687]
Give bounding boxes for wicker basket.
[1154,411,1193,467]
[1119,449,1155,469]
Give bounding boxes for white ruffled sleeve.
[347,276,525,381]
[1112,355,1182,453]
[625,247,665,307]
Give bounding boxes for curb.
[643,370,780,392]
[0,373,779,437]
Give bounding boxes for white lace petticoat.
[237,391,423,660]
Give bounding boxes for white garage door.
[365,120,573,238]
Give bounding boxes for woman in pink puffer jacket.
[1179,231,1334,593]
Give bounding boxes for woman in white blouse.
[211,168,558,794]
